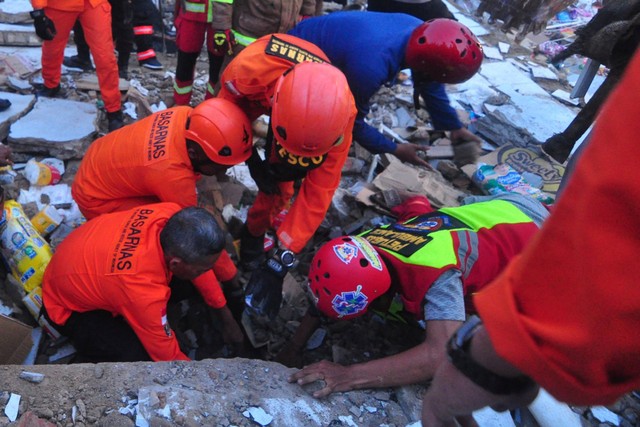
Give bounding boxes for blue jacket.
[288,11,462,155]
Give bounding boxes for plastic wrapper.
[0,200,53,293]
[472,163,554,205]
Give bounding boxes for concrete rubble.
[1,0,639,426]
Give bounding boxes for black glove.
[211,29,234,56]
[30,9,56,41]
[244,256,288,319]
[246,148,280,195]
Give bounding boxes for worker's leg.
[79,0,122,114]
[41,8,80,89]
[173,15,206,105]
[132,0,162,68]
[204,27,225,99]
[111,0,135,78]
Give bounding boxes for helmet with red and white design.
[307,235,391,320]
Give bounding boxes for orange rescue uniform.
[42,203,228,361]
[475,50,640,405]
[31,0,121,113]
[72,106,236,299]
[218,34,357,253]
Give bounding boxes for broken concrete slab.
[0,23,40,46]
[0,0,33,24]
[0,90,35,140]
[8,97,97,159]
[477,62,576,145]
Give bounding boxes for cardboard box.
[0,314,33,364]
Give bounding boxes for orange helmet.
[307,236,391,320]
[184,98,253,165]
[406,18,483,84]
[271,62,352,157]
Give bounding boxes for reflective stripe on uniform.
[137,49,156,60]
[206,81,215,96]
[213,0,233,3]
[174,82,193,94]
[133,25,154,36]
[231,29,256,47]
[184,1,206,13]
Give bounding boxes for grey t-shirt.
[422,193,550,321]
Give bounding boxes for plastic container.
[30,205,63,236]
[23,158,64,186]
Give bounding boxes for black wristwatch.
[447,315,534,395]
[274,248,296,269]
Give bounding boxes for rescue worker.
[71,98,252,319]
[286,193,549,397]
[211,0,319,87]
[421,48,640,427]
[30,0,125,131]
[172,0,233,105]
[41,204,244,362]
[289,13,484,167]
[216,33,357,319]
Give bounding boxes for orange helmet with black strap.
[308,235,391,320]
[184,98,253,165]
[271,61,353,158]
[406,18,483,84]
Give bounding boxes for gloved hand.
[244,256,288,319]
[211,29,235,56]
[246,148,280,195]
[30,9,56,41]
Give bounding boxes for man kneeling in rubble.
[41,204,244,362]
[71,97,253,321]
[285,193,549,397]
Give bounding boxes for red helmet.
[406,18,483,84]
[271,62,353,157]
[184,98,253,165]
[307,236,391,320]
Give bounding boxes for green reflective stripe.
[213,0,233,4]
[174,82,192,94]
[184,1,205,13]
[206,82,215,96]
[231,29,256,46]
[439,200,533,229]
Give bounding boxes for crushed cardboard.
[372,156,464,208]
[0,314,33,365]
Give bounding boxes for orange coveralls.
[475,50,640,405]
[217,34,357,253]
[42,203,227,361]
[31,0,121,113]
[71,106,236,299]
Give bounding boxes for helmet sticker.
[351,236,384,271]
[331,285,368,318]
[333,241,359,265]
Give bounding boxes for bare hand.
[393,143,430,167]
[288,360,353,398]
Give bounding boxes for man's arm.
[288,319,462,397]
[421,326,540,426]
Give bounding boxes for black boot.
[63,55,95,72]
[36,84,61,98]
[239,226,265,271]
[107,110,125,132]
